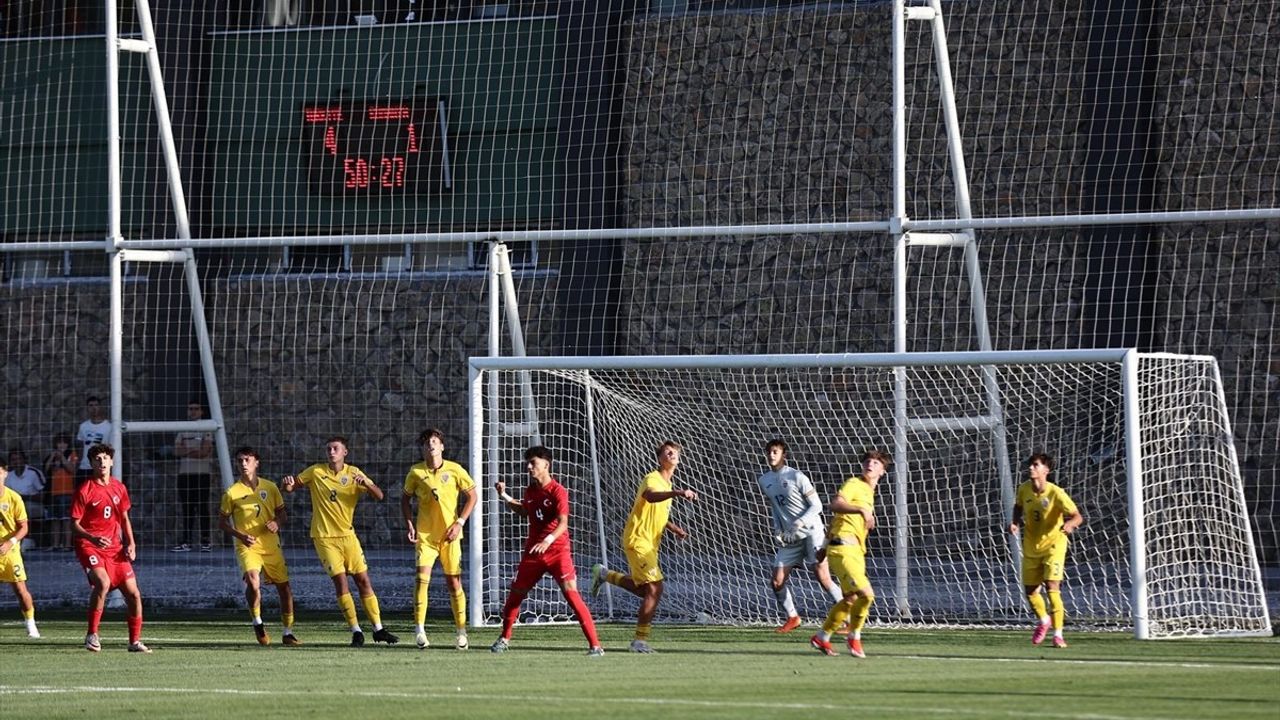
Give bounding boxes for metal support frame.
[105,0,233,489]
[889,0,1016,619]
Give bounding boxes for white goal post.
[467,349,1271,639]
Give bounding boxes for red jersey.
[71,476,131,552]
[521,477,571,554]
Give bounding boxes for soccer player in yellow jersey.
[283,436,399,646]
[1008,452,1083,648]
[590,440,697,653]
[400,428,476,651]
[0,460,40,639]
[219,446,300,647]
[810,449,889,659]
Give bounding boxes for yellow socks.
[451,587,467,629]
[414,577,430,626]
[362,594,383,628]
[1028,592,1049,623]
[1048,590,1064,630]
[337,593,359,629]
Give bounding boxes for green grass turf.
[1,612,1276,719]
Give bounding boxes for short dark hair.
[1027,452,1054,471]
[86,395,102,405]
[418,428,446,446]
[88,443,115,460]
[8,449,26,463]
[655,440,682,459]
[525,446,553,463]
[861,448,892,467]
[326,435,349,450]
[234,446,260,461]
[765,439,789,456]
[187,398,205,409]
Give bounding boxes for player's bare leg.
[120,577,150,653]
[245,570,269,645]
[353,571,397,644]
[771,566,802,633]
[84,568,110,652]
[11,581,38,638]
[276,580,300,645]
[628,580,663,653]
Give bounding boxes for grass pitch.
[1,612,1276,719]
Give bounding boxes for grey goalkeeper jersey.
[758,465,824,538]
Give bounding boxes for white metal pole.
[495,243,543,445]
[582,371,615,620]
[105,0,125,460]
[483,243,502,622]
[182,254,234,489]
[1122,349,1149,639]
[468,362,485,628]
[890,0,912,620]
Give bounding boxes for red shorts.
[76,546,136,589]
[511,549,577,592]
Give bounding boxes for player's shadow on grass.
[884,688,1269,706]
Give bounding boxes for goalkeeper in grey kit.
[758,439,845,633]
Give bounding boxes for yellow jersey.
[220,478,284,546]
[403,459,475,543]
[622,470,673,550]
[828,476,875,547]
[1015,480,1079,556]
[297,462,370,538]
[0,487,29,541]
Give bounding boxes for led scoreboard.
[301,98,450,195]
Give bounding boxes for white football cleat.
[456,630,469,650]
[629,639,654,654]
[415,631,429,649]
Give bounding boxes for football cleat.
[590,564,606,597]
[1031,622,1050,646]
[254,623,270,646]
[27,627,41,639]
[776,616,803,634]
[490,637,510,654]
[629,639,654,654]
[587,645,606,657]
[351,630,366,647]
[372,628,399,645]
[809,634,837,656]
[455,630,469,650]
[416,631,429,649]
[128,641,153,654]
[85,632,102,653]
[282,633,301,646]
[847,637,865,658]
[1052,635,1068,649]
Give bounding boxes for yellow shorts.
[235,539,290,584]
[624,544,663,584]
[1022,544,1067,586]
[0,547,27,583]
[415,537,462,576]
[827,543,870,595]
[313,535,368,577]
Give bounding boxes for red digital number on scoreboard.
[301,99,444,196]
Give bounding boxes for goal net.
[470,350,1271,639]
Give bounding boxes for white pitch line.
[0,685,1215,720]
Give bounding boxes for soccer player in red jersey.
[71,444,149,653]
[490,446,603,656]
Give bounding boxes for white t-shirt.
[8,464,46,496]
[76,419,112,469]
